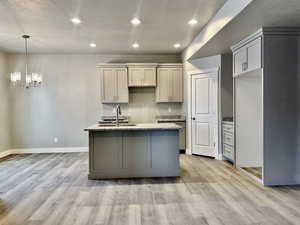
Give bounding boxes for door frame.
[187,67,221,159]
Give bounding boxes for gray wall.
[183,54,233,118]
[181,54,233,154]
[8,54,182,149]
[0,52,11,152]
[220,54,233,118]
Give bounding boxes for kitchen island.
[84,123,181,179]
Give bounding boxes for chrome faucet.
[116,104,122,127]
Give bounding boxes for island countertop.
[84,123,181,131]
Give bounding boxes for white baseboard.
[0,150,14,159]
[185,148,192,155]
[0,147,88,158]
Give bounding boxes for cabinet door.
[128,67,156,87]
[156,68,172,102]
[246,37,261,72]
[128,68,143,86]
[92,131,122,171]
[171,68,183,102]
[123,131,151,170]
[233,48,247,76]
[116,68,129,103]
[101,68,117,103]
[143,68,156,86]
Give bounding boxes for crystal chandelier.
[10,35,43,88]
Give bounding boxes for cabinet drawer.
[222,124,234,133]
[223,131,234,146]
[223,144,234,161]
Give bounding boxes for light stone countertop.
[84,123,181,131]
[155,115,186,122]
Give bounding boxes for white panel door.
[191,73,218,157]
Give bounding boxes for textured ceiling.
[0,0,227,54]
[190,0,300,59]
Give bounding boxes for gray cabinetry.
[232,35,261,77]
[156,64,183,103]
[87,129,180,179]
[98,64,128,103]
[157,119,186,150]
[222,121,234,162]
[127,63,157,87]
[231,27,300,186]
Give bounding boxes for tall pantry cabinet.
[232,27,300,186]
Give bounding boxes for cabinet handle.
[242,62,248,71]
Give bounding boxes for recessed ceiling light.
[71,17,81,24]
[188,19,198,25]
[132,43,139,48]
[174,43,181,48]
[89,43,96,48]
[131,17,141,26]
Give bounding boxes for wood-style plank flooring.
[0,153,300,225]
[242,167,263,180]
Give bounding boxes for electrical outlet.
[54,137,58,143]
[113,108,116,113]
[168,106,172,113]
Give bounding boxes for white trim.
[185,148,192,155]
[0,150,13,159]
[188,67,219,75]
[0,147,88,158]
[183,0,254,61]
[238,167,263,185]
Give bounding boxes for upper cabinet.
[97,63,183,104]
[156,64,183,103]
[98,64,129,103]
[232,34,262,77]
[127,63,157,87]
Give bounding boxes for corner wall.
[7,53,182,149]
[182,54,233,155]
[0,52,11,152]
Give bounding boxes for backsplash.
[102,87,183,123]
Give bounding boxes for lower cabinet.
[222,121,235,162]
[89,130,180,179]
[123,131,151,170]
[157,120,186,150]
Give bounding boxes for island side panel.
[151,130,180,177]
[89,131,123,179]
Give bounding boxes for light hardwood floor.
[242,167,263,180]
[0,153,300,225]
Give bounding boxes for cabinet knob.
[192,117,196,120]
[242,62,248,71]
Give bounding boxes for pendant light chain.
[25,35,28,77]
